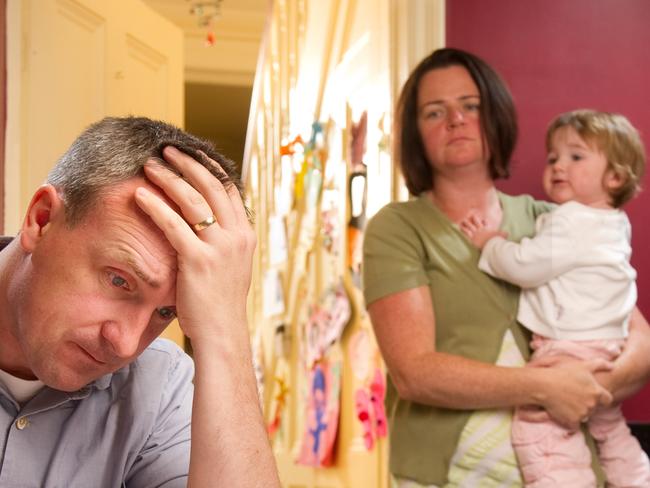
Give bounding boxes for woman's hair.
[395,48,517,196]
[48,116,243,226]
[546,109,646,207]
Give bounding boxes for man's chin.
[36,366,103,392]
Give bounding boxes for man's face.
[9,177,178,391]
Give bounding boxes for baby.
[461,109,649,488]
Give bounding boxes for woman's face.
[416,65,487,176]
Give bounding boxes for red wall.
[447,0,650,420]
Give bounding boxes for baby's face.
[543,126,620,209]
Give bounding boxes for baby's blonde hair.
[546,109,646,207]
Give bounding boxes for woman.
[362,48,650,487]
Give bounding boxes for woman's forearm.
[596,307,650,402]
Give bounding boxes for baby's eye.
[157,307,176,320]
[546,155,558,165]
[571,153,583,161]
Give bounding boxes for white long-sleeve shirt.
[479,201,637,341]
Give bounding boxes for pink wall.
[447,0,650,420]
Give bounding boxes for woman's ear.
[20,185,65,252]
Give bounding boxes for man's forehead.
[97,177,178,258]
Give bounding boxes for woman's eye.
[157,307,176,320]
[425,109,444,120]
[464,102,480,112]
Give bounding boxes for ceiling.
[143,0,268,167]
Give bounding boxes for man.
[0,117,280,486]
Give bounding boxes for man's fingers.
[143,161,218,236]
[134,186,197,255]
[162,146,239,229]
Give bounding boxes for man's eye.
[157,307,176,320]
[110,273,129,290]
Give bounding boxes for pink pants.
[512,335,650,488]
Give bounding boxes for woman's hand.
[526,355,613,429]
[594,307,650,402]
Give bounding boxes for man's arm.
[134,146,280,487]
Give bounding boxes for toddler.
[461,109,650,488]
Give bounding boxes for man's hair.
[546,109,646,208]
[395,47,517,196]
[47,116,244,226]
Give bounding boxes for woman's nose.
[447,107,465,127]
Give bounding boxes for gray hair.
[47,116,244,226]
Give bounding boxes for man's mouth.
[76,344,108,365]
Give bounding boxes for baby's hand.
[459,211,507,249]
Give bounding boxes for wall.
[4,0,185,347]
[243,1,444,485]
[0,0,5,233]
[447,0,650,420]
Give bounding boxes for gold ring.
[193,214,217,232]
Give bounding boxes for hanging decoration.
[296,357,342,467]
[188,0,223,47]
[347,111,368,287]
[304,282,352,367]
[267,361,290,439]
[354,367,387,451]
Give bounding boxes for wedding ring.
[193,214,217,232]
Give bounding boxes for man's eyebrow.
[107,249,161,288]
[125,256,161,288]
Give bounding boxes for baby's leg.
[512,402,596,487]
[513,336,598,487]
[589,404,650,488]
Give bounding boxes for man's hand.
[133,146,279,487]
[134,146,255,343]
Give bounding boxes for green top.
[362,192,547,485]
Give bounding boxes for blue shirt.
[0,338,193,487]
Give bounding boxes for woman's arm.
[596,307,650,402]
[369,286,612,429]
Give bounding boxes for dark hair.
[395,48,517,195]
[47,116,244,226]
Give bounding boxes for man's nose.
[100,309,151,359]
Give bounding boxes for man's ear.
[20,184,65,252]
